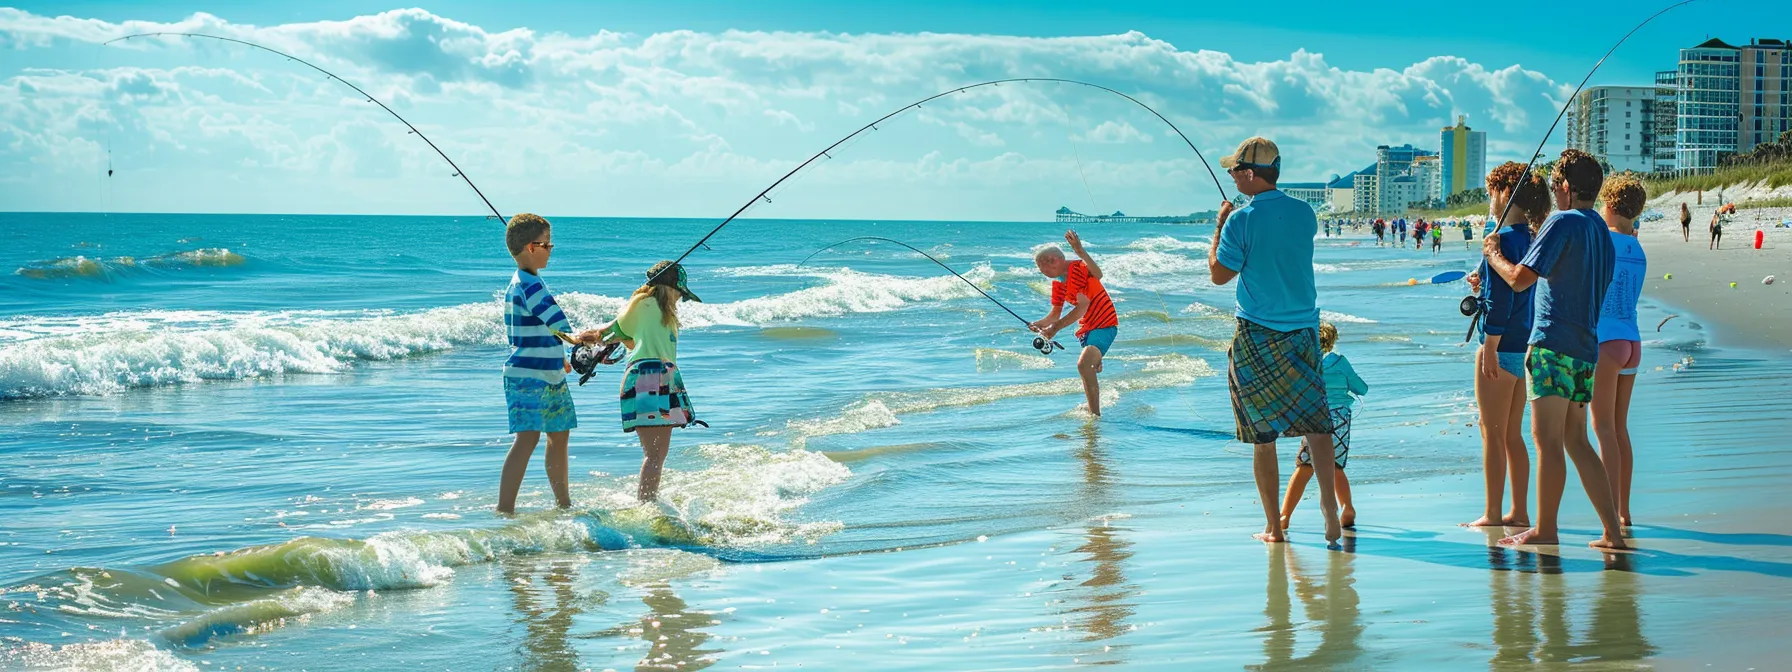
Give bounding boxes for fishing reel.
[1460,295,1484,344]
[1033,336,1069,355]
[569,342,627,386]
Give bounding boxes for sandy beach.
[1639,191,1792,352]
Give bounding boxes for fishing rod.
[653,78,1229,285]
[1492,0,1696,225]
[102,32,504,222]
[799,235,1068,355]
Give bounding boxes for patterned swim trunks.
[504,376,579,433]
[1228,318,1332,444]
[1526,346,1596,403]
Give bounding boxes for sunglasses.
[530,241,555,251]
[1228,166,1252,174]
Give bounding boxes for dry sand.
[1637,191,1792,352]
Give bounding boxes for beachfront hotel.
[1566,86,1669,174]
[1673,37,1791,174]
[1439,116,1487,200]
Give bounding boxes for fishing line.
[103,32,505,221]
[655,78,1230,284]
[798,235,1068,354]
[1492,0,1696,225]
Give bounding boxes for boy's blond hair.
[1318,322,1338,352]
[505,213,551,256]
[1599,175,1648,220]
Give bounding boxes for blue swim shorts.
[1497,352,1526,380]
[504,376,578,433]
[1077,326,1117,355]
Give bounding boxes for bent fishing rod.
[653,77,1229,284]
[800,236,1069,355]
[1493,0,1696,225]
[103,32,504,222]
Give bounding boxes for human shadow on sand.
[1299,527,1792,579]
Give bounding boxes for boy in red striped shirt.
[1031,229,1119,416]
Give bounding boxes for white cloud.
[0,7,1572,219]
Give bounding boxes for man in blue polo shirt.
[1206,137,1341,546]
[1482,149,1626,551]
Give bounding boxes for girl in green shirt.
[600,260,703,502]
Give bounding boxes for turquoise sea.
[3,212,1788,670]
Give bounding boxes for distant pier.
[1054,206,1205,224]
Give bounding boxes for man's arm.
[1049,301,1089,335]
[1065,230,1101,279]
[1031,304,1064,332]
[1209,201,1241,286]
[1482,234,1539,292]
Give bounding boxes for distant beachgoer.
[1207,137,1341,545]
[1710,209,1726,250]
[1595,176,1649,527]
[1398,219,1408,246]
[498,213,603,514]
[1680,202,1691,242]
[1462,220,1475,250]
[1033,230,1117,417]
[1481,149,1626,549]
[1431,223,1443,254]
[1463,162,1548,528]
[599,261,705,503]
[1278,322,1368,530]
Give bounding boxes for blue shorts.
[1077,326,1117,355]
[1497,352,1526,380]
[504,377,578,433]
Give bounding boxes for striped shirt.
[503,269,572,384]
[1050,260,1118,337]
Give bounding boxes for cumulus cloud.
[0,7,1572,218]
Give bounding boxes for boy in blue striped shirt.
[498,213,600,514]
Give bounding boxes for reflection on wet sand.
[589,580,721,671]
[1487,550,1656,668]
[504,556,604,672]
[1063,422,1136,666]
[1251,545,1363,670]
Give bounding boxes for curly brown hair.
[1552,149,1604,201]
[1599,175,1648,220]
[1486,161,1550,227]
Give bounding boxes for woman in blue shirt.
[1464,162,1550,529]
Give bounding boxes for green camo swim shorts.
[1525,346,1595,403]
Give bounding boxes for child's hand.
[1038,325,1059,340]
[1064,229,1085,254]
[1481,232,1502,258]
[1466,272,1481,293]
[575,329,603,345]
[1028,319,1048,333]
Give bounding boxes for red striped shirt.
[1050,260,1118,337]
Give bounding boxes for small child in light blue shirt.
[1278,322,1369,529]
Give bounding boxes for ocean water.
[0,212,1759,669]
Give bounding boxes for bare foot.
[1254,530,1287,543]
[1501,514,1530,527]
[1618,515,1633,527]
[1278,516,1291,530]
[1324,518,1342,544]
[1590,535,1629,550]
[1340,507,1356,529]
[1461,515,1502,527]
[1498,527,1558,546]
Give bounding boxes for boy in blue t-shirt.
[1481,150,1626,550]
[496,213,602,514]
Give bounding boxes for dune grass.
[1408,200,1489,219]
[1644,161,1792,195]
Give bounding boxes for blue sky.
[1,1,1779,219]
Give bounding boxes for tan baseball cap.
[1220,137,1281,170]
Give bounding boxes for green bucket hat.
[647,261,701,303]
